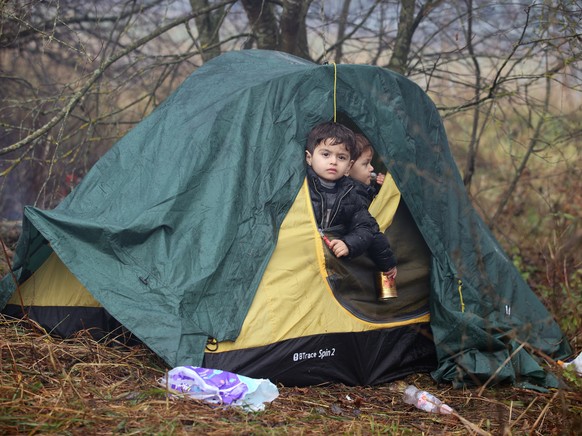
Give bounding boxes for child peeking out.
[349,133,398,295]
[305,122,397,293]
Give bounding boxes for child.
[305,121,378,260]
[349,133,398,295]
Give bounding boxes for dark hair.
[354,133,374,160]
[306,122,357,159]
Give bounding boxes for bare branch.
[0,0,237,157]
[490,75,552,225]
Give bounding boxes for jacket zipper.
[312,180,327,229]
[329,185,353,226]
[312,177,353,229]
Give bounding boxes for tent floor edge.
[203,323,437,386]
[2,304,141,346]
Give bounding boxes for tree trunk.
[279,0,313,60]
[334,0,352,63]
[388,0,444,74]
[387,0,415,74]
[190,0,227,61]
[240,0,280,50]
[462,0,480,189]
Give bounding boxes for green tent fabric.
[1,49,570,386]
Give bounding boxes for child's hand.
[385,267,397,278]
[376,173,385,185]
[328,239,349,258]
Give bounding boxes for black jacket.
[306,167,377,258]
[351,178,397,271]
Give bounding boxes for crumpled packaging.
[159,366,279,411]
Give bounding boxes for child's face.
[349,148,374,185]
[306,139,353,183]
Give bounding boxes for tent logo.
[293,348,336,362]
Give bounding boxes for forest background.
[0,1,581,434]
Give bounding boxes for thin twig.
[529,390,559,435]
[508,397,538,431]
[453,411,492,436]
[478,342,527,396]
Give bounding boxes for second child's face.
[306,139,353,183]
[349,148,374,185]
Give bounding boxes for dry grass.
[1,315,581,435]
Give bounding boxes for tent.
[1,49,571,387]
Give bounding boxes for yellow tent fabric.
[8,251,99,307]
[208,175,428,353]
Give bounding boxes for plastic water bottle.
[402,385,454,414]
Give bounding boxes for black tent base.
[3,304,436,387]
[203,323,437,387]
[2,304,140,346]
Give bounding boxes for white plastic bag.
[559,351,582,376]
[159,366,279,411]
